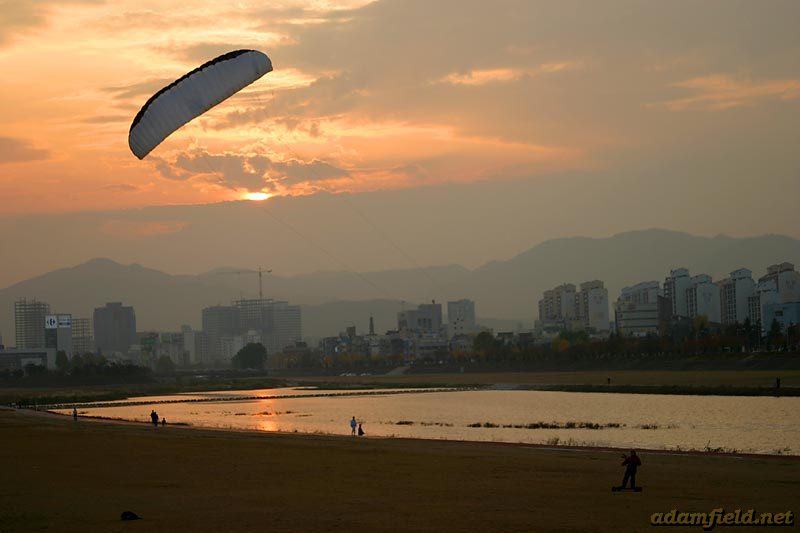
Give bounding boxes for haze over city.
[1,0,799,287]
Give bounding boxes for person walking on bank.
[350,416,358,436]
[619,450,642,490]
[151,410,159,428]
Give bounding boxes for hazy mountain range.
[2,229,799,346]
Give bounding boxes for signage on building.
[45,315,58,329]
[57,315,72,328]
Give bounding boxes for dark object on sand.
[121,511,142,521]
[612,486,643,492]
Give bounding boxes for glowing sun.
[244,192,272,201]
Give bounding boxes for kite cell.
[128,49,272,159]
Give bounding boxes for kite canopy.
[128,49,272,159]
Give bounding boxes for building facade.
[761,302,800,337]
[614,281,662,336]
[664,268,692,317]
[202,299,302,364]
[14,298,51,349]
[686,274,721,324]
[398,302,443,334]
[93,302,137,356]
[575,280,609,332]
[71,317,94,356]
[717,269,755,325]
[447,299,476,337]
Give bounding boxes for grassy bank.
[4,370,800,406]
[0,375,288,406]
[2,409,797,532]
[293,369,800,396]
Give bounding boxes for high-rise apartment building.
[663,268,692,317]
[760,263,800,303]
[686,274,721,323]
[717,269,755,325]
[575,281,609,332]
[749,263,800,334]
[538,283,577,325]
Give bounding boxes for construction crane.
[217,267,272,301]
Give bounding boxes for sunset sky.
[1,0,799,286]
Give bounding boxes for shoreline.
[34,407,800,461]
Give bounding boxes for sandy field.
[1,408,797,532]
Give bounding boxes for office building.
[71,318,94,355]
[45,313,72,357]
[93,302,137,355]
[398,302,443,334]
[202,305,239,363]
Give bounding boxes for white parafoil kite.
[128,49,272,159]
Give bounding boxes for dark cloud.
[156,150,349,192]
[0,136,50,163]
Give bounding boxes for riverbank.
[4,369,799,406]
[292,369,800,396]
[3,408,797,532]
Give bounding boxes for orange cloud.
[439,62,581,86]
[660,74,800,110]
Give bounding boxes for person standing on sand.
[72,407,78,420]
[619,450,641,490]
[151,410,159,427]
[350,416,357,435]
[358,422,364,436]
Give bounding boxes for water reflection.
[55,388,800,455]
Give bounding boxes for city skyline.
[1,1,799,288]
[4,257,797,360]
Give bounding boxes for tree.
[232,343,268,370]
[768,318,783,347]
[473,331,495,357]
[55,350,69,372]
[23,363,46,376]
[155,355,175,374]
